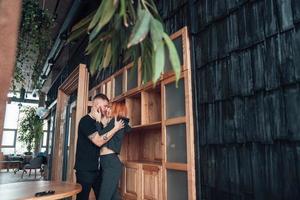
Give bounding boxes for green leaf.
[101,42,112,69]
[71,11,95,32]
[89,0,118,42]
[88,0,106,31]
[127,1,137,24]
[150,18,163,49]
[145,0,162,21]
[90,46,104,75]
[127,10,151,48]
[110,36,118,68]
[67,23,89,43]
[86,35,103,55]
[152,41,165,83]
[141,39,153,83]
[120,0,126,16]
[162,33,180,81]
[137,0,142,16]
[86,29,114,54]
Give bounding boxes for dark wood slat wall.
[186,0,300,199]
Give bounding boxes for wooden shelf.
[141,86,161,124]
[131,121,161,131]
[124,160,162,166]
[126,93,141,126]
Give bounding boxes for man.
[74,93,124,200]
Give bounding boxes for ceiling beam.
[39,0,83,88]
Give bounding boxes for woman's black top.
[96,117,131,154]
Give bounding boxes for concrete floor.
[0,169,43,185]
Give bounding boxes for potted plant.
[18,106,44,155]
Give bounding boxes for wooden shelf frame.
[160,29,195,200]
[88,26,195,200]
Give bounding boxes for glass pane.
[48,114,55,153]
[114,74,123,97]
[166,124,187,163]
[4,103,20,129]
[127,67,138,90]
[167,170,188,200]
[43,122,48,131]
[164,37,183,72]
[2,130,16,146]
[165,79,185,119]
[1,148,15,155]
[42,131,47,147]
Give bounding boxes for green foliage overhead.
[13,0,54,91]
[68,0,181,84]
[18,107,44,153]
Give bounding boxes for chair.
[21,157,43,179]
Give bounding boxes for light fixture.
[60,32,68,40]
[48,58,55,65]
[18,103,22,109]
[32,89,38,98]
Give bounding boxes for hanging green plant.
[13,0,54,91]
[67,0,180,84]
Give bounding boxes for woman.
[96,101,131,200]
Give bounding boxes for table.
[0,181,82,200]
[0,161,22,172]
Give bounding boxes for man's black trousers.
[76,170,101,200]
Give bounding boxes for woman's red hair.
[110,102,127,118]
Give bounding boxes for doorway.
[51,64,89,182]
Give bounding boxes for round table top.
[0,181,82,200]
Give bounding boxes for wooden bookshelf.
[90,27,195,200]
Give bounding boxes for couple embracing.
[74,93,131,200]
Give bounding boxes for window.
[4,103,20,129]
[42,131,48,147]
[41,122,48,152]
[1,129,16,147]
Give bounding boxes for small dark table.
[0,160,22,172]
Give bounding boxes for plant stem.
[141,0,150,13]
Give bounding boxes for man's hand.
[101,116,111,127]
[114,117,125,131]
[91,107,102,122]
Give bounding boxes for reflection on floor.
[0,169,43,184]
